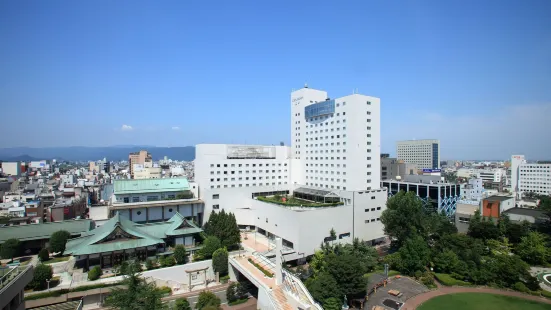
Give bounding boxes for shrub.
[195,291,221,309]
[514,282,529,293]
[414,270,423,279]
[220,275,230,283]
[541,290,551,299]
[212,247,228,276]
[30,264,53,290]
[160,255,175,267]
[38,248,50,262]
[158,286,172,296]
[174,297,192,310]
[88,266,102,281]
[174,245,187,265]
[226,282,248,304]
[434,273,472,286]
[145,259,155,270]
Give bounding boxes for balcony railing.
[0,265,32,293]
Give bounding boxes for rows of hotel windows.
[210,163,287,168]
[210,182,288,189]
[294,100,373,156]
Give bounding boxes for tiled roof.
[64,212,201,256]
[114,177,189,195]
[0,219,93,243]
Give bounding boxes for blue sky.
[1,0,550,159]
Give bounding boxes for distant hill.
[0,146,196,162]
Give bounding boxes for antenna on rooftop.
[304,83,308,88]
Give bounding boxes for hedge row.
[434,273,473,287]
[256,196,344,208]
[25,282,122,300]
[247,258,274,278]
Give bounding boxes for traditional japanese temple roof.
[65,212,202,256]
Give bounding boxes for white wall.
[248,188,387,259]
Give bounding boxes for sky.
[1,0,550,160]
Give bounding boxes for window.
[365,209,370,212]
[147,196,158,201]
[371,196,376,199]
[167,195,175,200]
[132,197,140,202]
[213,204,220,210]
[123,197,129,203]
[212,194,219,199]
[377,207,381,210]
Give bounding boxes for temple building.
[65,211,202,268]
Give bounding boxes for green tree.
[380,191,436,247]
[199,236,221,259]
[174,245,188,265]
[0,238,20,261]
[310,250,326,275]
[505,221,532,244]
[88,266,102,281]
[49,230,71,255]
[204,210,241,249]
[306,272,341,304]
[323,297,342,310]
[104,265,165,310]
[486,237,512,255]
[212,247,228,276]
[516,232,549,265]
[174,298,192,310]
[394,235,431,275]
[195,291,221,310]
[325,253,367,298]
[145,259,155,270]
[30,264,53,290]
[38,248,50,262]
[226,282,247,303]
[432,249,460,274]
[467,212,500,241]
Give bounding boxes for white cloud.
[121,124,133,131]
[172,126,180,130]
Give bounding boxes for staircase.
[271,286,294,310]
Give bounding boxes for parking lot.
[364,277,429,310]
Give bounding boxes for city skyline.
[1,1,550,159]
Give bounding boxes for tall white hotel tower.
[290,85,381,191]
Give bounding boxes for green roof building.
[65,212,202,268]
[0,219,93,252]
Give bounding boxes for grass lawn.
[418,293,551,310]
[42,256,70,264]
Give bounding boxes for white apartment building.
[511,155,551,197]
[290,87,381,191]
[477,169,506,183]
[396,139,440,170]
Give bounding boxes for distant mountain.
[0,146,196,162]
[0,154,43,162]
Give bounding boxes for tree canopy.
[0,238,20,261]
[195,291,221,310]
[49,230,71,254]
[173,245,188,265]
[204,209,241,250]
[198,236,222,260]
[212,247,228,276]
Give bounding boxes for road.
[164,286,228,307]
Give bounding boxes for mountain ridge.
[0,146,196,162]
